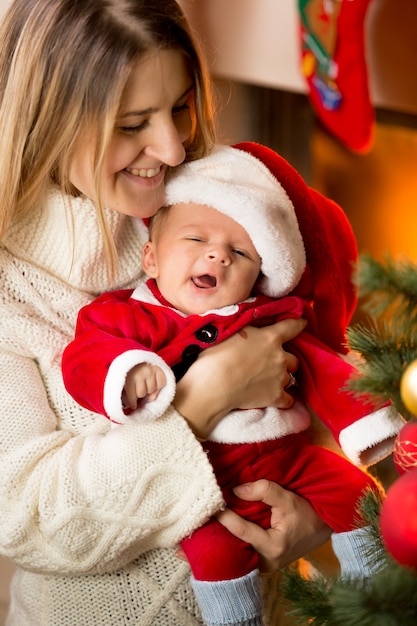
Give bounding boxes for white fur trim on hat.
[164,145,306,297]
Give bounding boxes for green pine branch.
[282,561,417,626]
[281,494,417,626]
[345,254,417,418]
[346,321,417,419]
[357,254,417,324]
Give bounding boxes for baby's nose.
[207,246,231,265]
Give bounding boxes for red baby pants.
[180,434,381,581]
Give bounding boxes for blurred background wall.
[1,0,417,622]
[180,0,417,263]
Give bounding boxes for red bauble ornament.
[380,469,417,570]
[393,420,417,475]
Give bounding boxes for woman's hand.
[174,318,306,439]
[216,479,332,574]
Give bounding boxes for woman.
[0,1,334,624]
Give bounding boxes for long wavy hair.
[0,0,216,272]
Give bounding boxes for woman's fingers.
[175,317,307,436]
[216,506,268,549]
[255,318,306,407]
[273,317,307,344]
[217,480,332,572]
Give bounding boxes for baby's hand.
[122,364,166,410]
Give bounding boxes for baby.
[63,145,402,626]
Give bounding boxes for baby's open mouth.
[192,274,217,289]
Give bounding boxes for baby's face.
[142,202,261,315]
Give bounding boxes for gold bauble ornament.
[400,359,417,415]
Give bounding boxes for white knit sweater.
[0,189,228,625]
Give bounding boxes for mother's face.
[69,48,194,219]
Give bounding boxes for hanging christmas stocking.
[298,0,375,153]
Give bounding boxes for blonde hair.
[0,0,216,274]
[147,205,173,242]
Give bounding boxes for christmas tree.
[281,253,417,625]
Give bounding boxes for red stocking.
[298,0,375,153]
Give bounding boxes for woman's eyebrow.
[119,107,154,119]
[119,85,194,119]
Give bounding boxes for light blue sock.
[331,526,385,578]
[190,569,263,626]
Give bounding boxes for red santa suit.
[63,144,404,583]
[63,279,400,580]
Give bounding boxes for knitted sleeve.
[0,264,223,575]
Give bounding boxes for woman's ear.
[142,241,159,278]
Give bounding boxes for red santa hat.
[164,144,306,298]
[233,141,358,354]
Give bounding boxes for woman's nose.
[144,117,187,167]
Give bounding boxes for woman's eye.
[118,121,147,134]
[173,102,190,116]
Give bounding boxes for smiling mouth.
[126,165,161,178]
[192,274,217,289]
